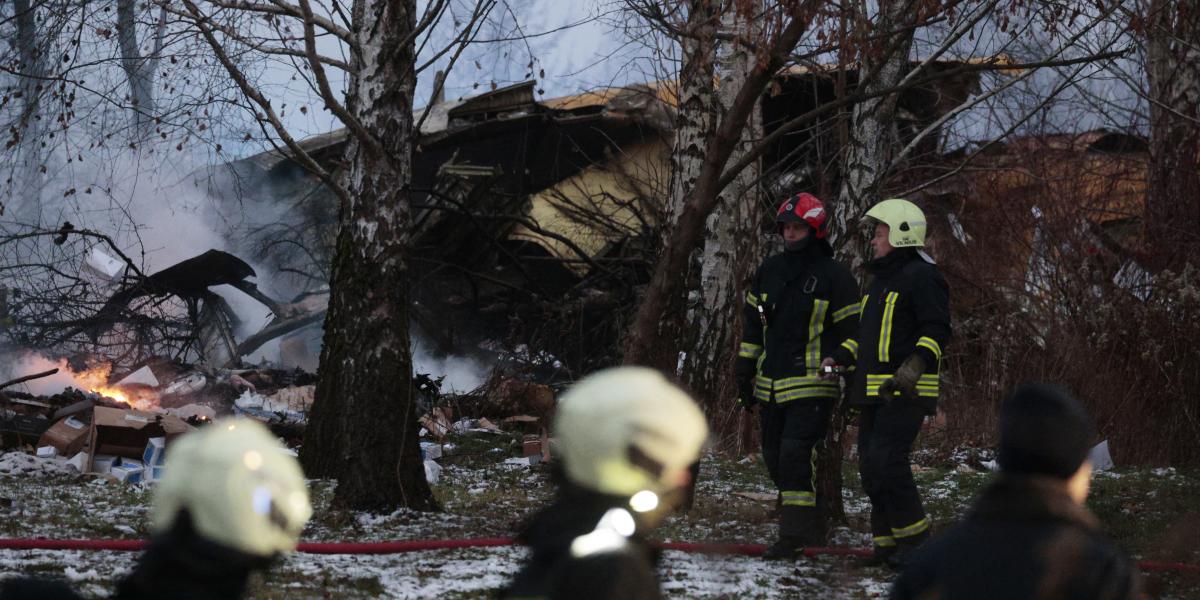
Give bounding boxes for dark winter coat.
[831,248,950,413]
[737,240,860,403]
[503,488,661,600]
[112,512,272,600]
[891,474,1142,600]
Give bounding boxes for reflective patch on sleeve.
[916,336,942,362]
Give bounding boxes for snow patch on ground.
[0,452,76,478]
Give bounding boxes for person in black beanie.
[891,383,1143,600]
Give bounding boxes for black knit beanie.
[998,382,1096,479]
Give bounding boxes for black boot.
[763,506,824,560]
[886,529,930,570]
[762,536,806,560]
[853,544,896,568]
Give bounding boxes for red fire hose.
[0,538,1197,574]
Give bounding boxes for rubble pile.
[417,376,559,482]
[0,360,318,482]
[3,355,565,486]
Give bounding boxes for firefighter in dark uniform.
[892,383,1142,599]
[735,193,861,559]
[503,367,708,600]
[824,198,951,569]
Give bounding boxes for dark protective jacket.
[831,248,950,413]
[0,513,267,600]
[891,475,1141,600]
[111,512,272,600]
[737,241,860,403]
[503,488,661,600]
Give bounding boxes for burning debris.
[0,354,321,482]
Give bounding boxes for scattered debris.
[1089,440,1114,471]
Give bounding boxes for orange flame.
[71,363,136,408]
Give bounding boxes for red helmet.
[776,193,828,239]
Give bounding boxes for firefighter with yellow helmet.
[503,367,708,600]
[823,198,951,569]
[115,418,312,599]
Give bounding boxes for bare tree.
[675,5,764,435]
[621,0,817,374]
[116,0,168,142]
[1143,0,1200,267]
[175,0,499,510]
[6,0,50,222]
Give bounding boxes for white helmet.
[555,367,708,498]
[153,418,312,557]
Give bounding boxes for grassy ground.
[1,428,1198,598]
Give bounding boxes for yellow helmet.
[153,418,312,557]
[865,198,927,247]
[555,367,708,498]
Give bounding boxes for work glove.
[878,354,926,403]
[735,375,757,410]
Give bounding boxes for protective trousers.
[760,397,831,539]
[858,402,929,549]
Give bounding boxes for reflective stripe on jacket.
[832,248,951,411]
[737,243,859,403]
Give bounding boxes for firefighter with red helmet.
[735,192,860,559]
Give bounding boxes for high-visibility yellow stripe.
[753,376,771,401]
[832,302,861,323]
[746,291,760,307]
[772,375,838,389]
[781,490,816,507]
[841,339,859,359]
[805,299,829,374]
[878,292,899,362]
[775,386,840,403]
[873,535,897,548]
[738,342,763,359]
[892,517,930,538]
[916,336,942,361]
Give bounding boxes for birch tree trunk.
[681,8,763,429]
[633,0,719,379]
[9,0,46,222]
[299,0,437,511]
[116,0,157,142]
[822,0,918,526]
[622,7,810,372]
[1145,0,1200,267]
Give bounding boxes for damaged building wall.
[184,65,984,377]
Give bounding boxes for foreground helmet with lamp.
[503,367,709,599]
[554,366,708,499]
[153,418,312,557]
[865,198,927,248]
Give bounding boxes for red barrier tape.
[0,538,1195,573]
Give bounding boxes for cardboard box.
[87,407,193,472]
[146,465,165,482]
[111,464,144,484]
[91,454,118,474]
[142,437,166,467]
[37,416,90,457]
[66,451,88,472]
